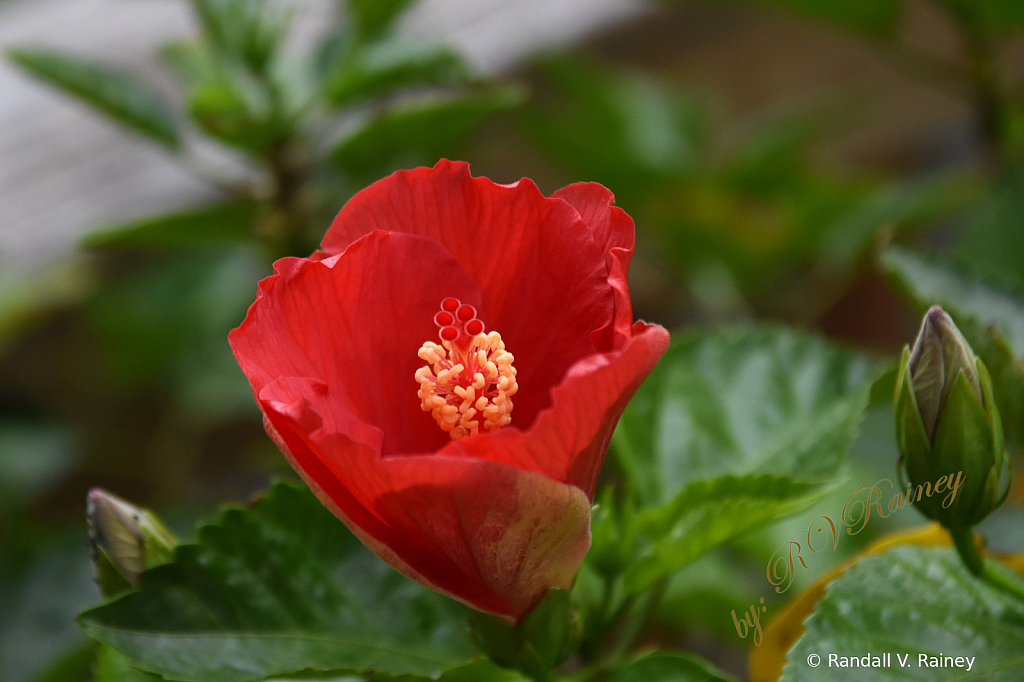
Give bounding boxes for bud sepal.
[894,308,1009,530]
[87,489,177,599]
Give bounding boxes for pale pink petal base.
[261,397,592,622]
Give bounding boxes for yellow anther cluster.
[415,331,518,439]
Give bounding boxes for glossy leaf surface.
[610,327,873,592]
[782,546,1024,680]
[78,481,477,682]
[615,327,873,505]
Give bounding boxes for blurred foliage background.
[2,0,1024,680]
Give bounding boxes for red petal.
[552,182,635,259]
[232,164,666,621]
[230,230,482,455]
[320,160,616,427]
[259,384,592,622]
[553,182,636,351]
[443,322,670,499]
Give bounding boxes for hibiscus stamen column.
[415,297,518,439]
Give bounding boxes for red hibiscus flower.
[229,160,669,622]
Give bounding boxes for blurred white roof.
[0,0,645,281]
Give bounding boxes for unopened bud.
[894,307,1007,528]
[908,306,982,441]
[87,488,176,597]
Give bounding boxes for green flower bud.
[87,488,176,598]
[894,306,1008,529]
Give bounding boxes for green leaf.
[884,246,1024,358]
[77,481,477,682]
[186,71,281,152]
[868,365,898,407]
[605,652,737,682]
[257,659,528,681]
[526,56,706,195]
[527,57,964,303]
[816,172,982,266]
[615,327,874,506]
[161,38,297,153]
[952,168,1024,290]
[654,549,762,641]
[193,0,291,73]
[93,645,162,682]
[624,475,840,593]
[1,531,100,682]
[81,203,258,250]
[611,327,873,592]
[346,0,416,37]
[87,249,264,419]
[428,661,529,682]
[161,40,215,85]
[782,546,1024,680]
[324,38,470,106]
[331,87,524,178]
[7,48,179,149]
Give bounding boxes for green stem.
[950,525,984,576]
[612,578,669,662]
[951,525,1024,603]
[263,138,308,255]
[599,575,615,626]
[579,577,617,663]
[982,562,1024,604]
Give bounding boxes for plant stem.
[264,138,308,254]
[983,562,1024,604]
[579,577,617,663]
[950,525,984,576]
[951,525,1024,603]
[611,577,668,663]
